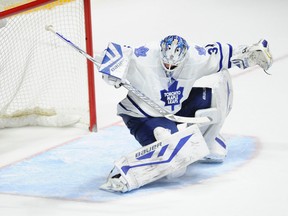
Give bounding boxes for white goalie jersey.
[115,41,234,118]
[99,39,272,120]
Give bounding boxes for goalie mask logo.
[160,79,184,111]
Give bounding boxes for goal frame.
[0,0,97,131]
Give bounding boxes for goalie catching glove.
[232,39,273,72]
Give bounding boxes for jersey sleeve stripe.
[228,44,233,68]
[119,102,130,111]
[216,42,223,72]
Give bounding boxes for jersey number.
[206,44,218,55]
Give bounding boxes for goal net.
[0,0,96,131]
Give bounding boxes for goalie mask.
[160,35,189,72]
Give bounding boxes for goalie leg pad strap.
[101,124,209,192]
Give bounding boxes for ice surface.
[1,0,288,215]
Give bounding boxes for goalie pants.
[120,87,212,146]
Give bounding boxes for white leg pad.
[195,69,233,162]
[154,126,188,179]
[100,124,209,192]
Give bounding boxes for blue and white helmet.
[160,35,189,72]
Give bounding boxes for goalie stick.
[45,25,211,124]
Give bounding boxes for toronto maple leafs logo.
[160,80,184,111]
[134,46,149,57]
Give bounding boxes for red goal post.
[0,0,97,131]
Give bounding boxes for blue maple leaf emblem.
[134,46,149,57]
[160,80,184,111]
[195,45,206,56]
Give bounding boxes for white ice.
[1,0,288,215]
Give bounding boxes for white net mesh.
[0,0,92,128]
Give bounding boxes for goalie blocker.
[100,124,209,192]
